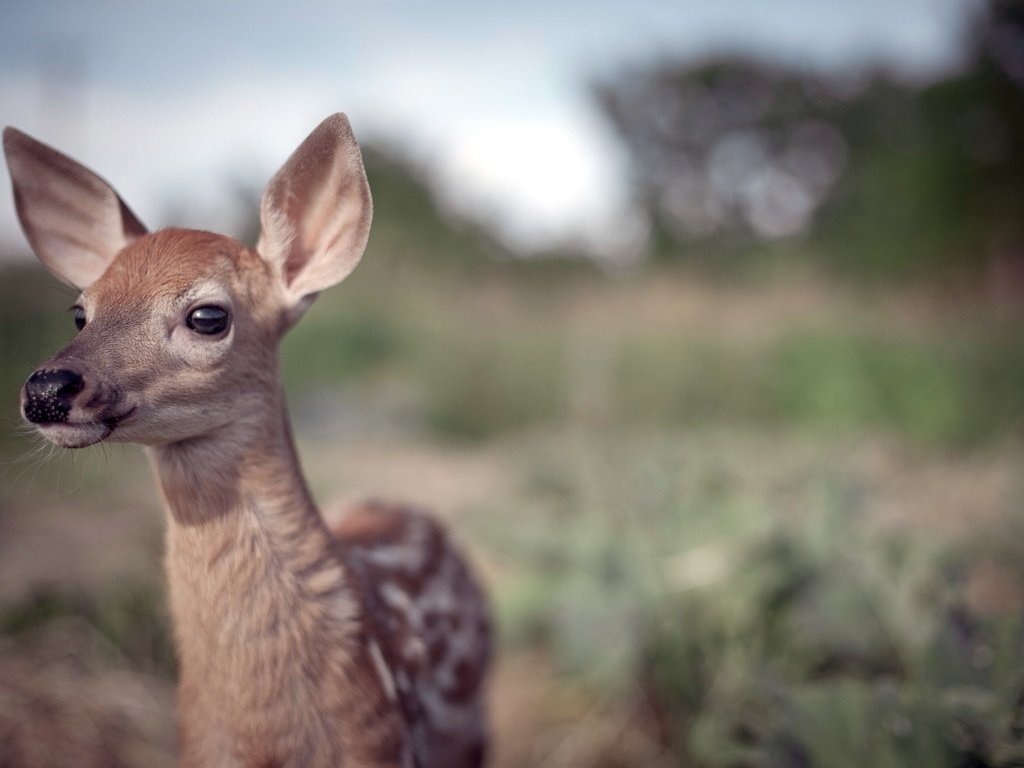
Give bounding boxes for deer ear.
[3,127,147,290]
[257,113,372,315]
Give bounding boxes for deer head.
[5,114,372,450]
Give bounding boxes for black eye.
[186,305,230,335]
[72,305,86,331]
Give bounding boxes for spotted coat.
[332,502,491,768]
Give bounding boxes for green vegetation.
[1,5,1022,763]
[5,259,1023,457]
[3,204,1024,768]
[270,266,1024,448]
[595,1,1024,284]
[1,585,175,678]
[464,430,1024,766]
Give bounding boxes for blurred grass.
[0,267,76,459]
[462,428,1024,766]
[1,585,175,679]
[3,256,1024,767]
[2,13,1021,759]
[5,260,1024,453]
[272,262,1024,448]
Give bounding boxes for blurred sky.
[0,0,977,259]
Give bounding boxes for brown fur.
[6,116,492,767]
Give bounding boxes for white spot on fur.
[368,639,398,703]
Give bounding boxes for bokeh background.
[2,1,1024,766]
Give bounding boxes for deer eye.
[72,305,86,331]
[186,306,230,335]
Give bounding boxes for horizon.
[0,0,977,261]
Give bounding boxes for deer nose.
[23,368,86,424]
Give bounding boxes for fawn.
[4,114,491,768]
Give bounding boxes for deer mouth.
[33,407,136,449]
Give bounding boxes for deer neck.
[148,381,354,637]
[146,389,398,765]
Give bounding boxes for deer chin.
[33,407,136,449]
[35,421,113,448]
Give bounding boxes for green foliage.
[650,522,1024,767]
[594,0,1024,284]
[359,144,510,274]
[5,261,1024,456]
[414,331,566,441]
[0,585,176,679]
[280,288,403,388]
[772,329,1024,446]
[3,35,1022,762]
[474,431,1024,766]
[607,326,1024,447]
[770,333,964,442]
[815,49,1024,283]
[611,339,771,425]
[229,264,1024,449]
[595,56,850,258]
[0,266,77,457]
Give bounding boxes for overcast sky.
[0,0,977,258]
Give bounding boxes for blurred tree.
[596,0,1024,286]
[229,143,510,274]
[818,0,1024,283]
[358,144,510,273]
[595,57,851,258]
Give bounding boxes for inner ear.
[3,127,146,289]
[257,113,372,308]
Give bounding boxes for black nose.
[23,368,86,424]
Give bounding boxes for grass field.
[2,256,1023,766]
